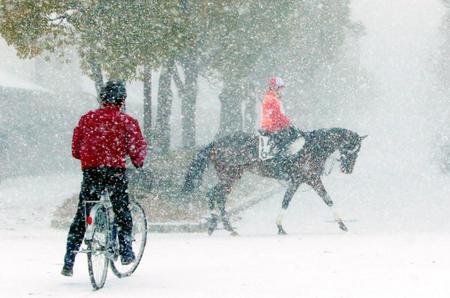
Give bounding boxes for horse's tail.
[182,142,215,193]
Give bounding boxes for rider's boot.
[119,234,135,265]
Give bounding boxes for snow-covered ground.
[2,227,450,298]
[1,166,449,297]
[0,174,80,229]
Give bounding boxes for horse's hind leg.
[307,177,348,232]
[206,182,239,236]
[218,167,243,236]
[217,198,238,236]
[206,184,224,235]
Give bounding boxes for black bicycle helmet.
[101,80,127,105]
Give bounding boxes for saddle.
[258,129,306,161]
[258,131,276,161]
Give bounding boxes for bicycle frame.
[83,192,118,258]
[84,202,106,242]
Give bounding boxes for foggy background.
[0,0,449,232]
[2,2,450,297]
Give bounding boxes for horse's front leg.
[307,177,348,232]
[276,180,301,235]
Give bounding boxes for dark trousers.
[64,168,132,265]
[270,126,298,155]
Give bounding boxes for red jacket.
[72,105,147,169]
[261,90,291,133]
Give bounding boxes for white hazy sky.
[0,1,448,151]
[351,0,446,173]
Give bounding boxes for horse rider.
[261,77,298,164]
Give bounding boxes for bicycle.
[78,191,148,290]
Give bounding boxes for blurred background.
[0,0,449,231]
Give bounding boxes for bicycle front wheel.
[87,205,110,290]
[111,200,148,278]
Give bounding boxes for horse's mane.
[304,127,357,144]
[292,127,358,161]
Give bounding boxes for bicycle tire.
[87,205,110,290]
[111,200,148,278]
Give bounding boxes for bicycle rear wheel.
[87,205,110,290]
[111,200,148,278]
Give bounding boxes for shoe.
[61,252,75,277]
[61,265,73,277]
[120,250,136,265]
[118,233,136,265]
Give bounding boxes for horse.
[183,128,366,235]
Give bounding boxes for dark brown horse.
[183,128,366,235]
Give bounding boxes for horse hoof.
[277,225,287,235]
[207,224,217,236]
[207,216,218,236]
[338,221,348,232]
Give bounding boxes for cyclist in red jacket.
[61,80,147,277]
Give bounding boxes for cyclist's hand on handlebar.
[133,162,144,169]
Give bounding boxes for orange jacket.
[261,90,291,133]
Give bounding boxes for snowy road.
[1,173,450,297]
[1,123,448,298]
[1,228,450,298]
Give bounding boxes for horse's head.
[339,134,367,174]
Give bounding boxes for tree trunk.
[243,83,257,133]
[155,61,175,155]
[88,58,104,104]
[218,80,243,138]
[181,59,198,148]
[143,65,152,145]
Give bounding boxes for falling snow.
[0,0,450,297]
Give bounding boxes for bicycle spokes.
[110,201,147,278]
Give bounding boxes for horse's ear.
[359,135,368,141]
